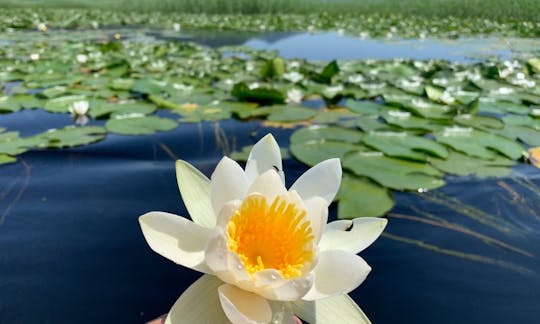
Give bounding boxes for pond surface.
[1,109,540,323]
[3,28,539,62]
[1,26,540,323]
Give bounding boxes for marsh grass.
[1,0,539,21]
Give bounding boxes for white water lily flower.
[283,72,303,83]
[286,89,303,104]
[76,54,88,64]
[30,53,40,61]
[69,100,89,116]
[139,134,387,323]
[37,23,47,32]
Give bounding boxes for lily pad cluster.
[1,18,540,221]
[2,8,540,38]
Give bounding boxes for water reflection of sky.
[243,32,538,62]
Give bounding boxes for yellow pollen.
[227,195,314,279]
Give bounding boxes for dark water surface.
[1,109,540,323]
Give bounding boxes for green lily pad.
[290,126,363,144]
[266,106,317,122]
[337,175,394,218]
[477,99,530,115]
[290,140,363,166]
[105,116,177,135]
[362,131,448,162]
[0,154,16,165]
[430,150,515,178]
[0,131,44,155]
[232,83,284,105]
[385,94,453,120]
[36,126,106,148]
[44,95,87,113]
[435,127,524,160]
[110,102,157,118]
[344,99,382,115]
[381,110,444,132]
[454,114,504,131]
[343,151,445,191]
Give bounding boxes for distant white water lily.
[76,54,88,64]
[173,23,181,32]
[248,82,260,90]
[29,53,40,61]
[286,89,303,104]
[139,134,387,323]
[69,100,89,125]
[37,23,47,32]
[283,72,303,83]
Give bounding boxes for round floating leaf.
[105,116,177,135]
[44,95,87,113]
[0,131,43,155]
[477,99,530,115]
[430,150,514,178]
[291,140,363,166]
[362,131,448,162]
[497,125,540,146]
[290,126,363,144]
[385,94,453,120]
[344,99,382,115]
[343,151,445,191]
[110,102,157,118]
[267,106,317,122]
[435,127,524,160]
[36,126,106,148]
[454,114,504,131]
[0,154,16,165]
[337,176,394,218]
[381,110,444,132]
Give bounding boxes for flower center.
[226,194,314,279]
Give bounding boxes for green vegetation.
[1,18,540,218]
[1,0,540,21]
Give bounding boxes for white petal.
[291,294,371,324]
[211,157,249,215]
[268,301,297,324]
[175,160,215,228]
[302,196,328,242]
[247,170,287,203]
[205,230,250,285]
[319,218,388,254]
[139,211,212,273]
[165,275,229,324]
[215,199,241,228]
[218,284,272,324]
[302,250,370,300]
[245,134,284,184]
[290,158,342,206]
[256,274,313,301]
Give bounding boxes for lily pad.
[430,150,515,178]
[343,151,445,191]
[290,126,363,144]
[290,140,363,166]
[36,126,106,148]
[362,131,448,162]
[0,154,16,165]
[44,95,87,113]
[105,116,177,135]
[337,176,394,218]
[435,127,524,160]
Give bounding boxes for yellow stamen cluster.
[227,194,314,279]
